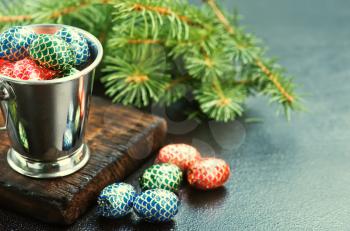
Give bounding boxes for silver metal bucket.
[0,24,103,178]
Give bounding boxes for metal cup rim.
[0,24,103,85]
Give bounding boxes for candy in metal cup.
[0,24,103,178]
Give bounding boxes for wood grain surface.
[0,97,167,225]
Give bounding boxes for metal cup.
[0,24,103,178]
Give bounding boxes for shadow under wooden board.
[0,97,167,225]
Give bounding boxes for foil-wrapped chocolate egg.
[13,58,57,80]
[155,143,201,170]
[29,34,74,70]
[55,27,90,67]
[0,26,37,61]
[187,157,230,190]
[61,67,79,77]
[133,189,179,222]
[0,58,57,80]
[140,163,183,192]
[0,60,14,77]
[0,59,9,66]
[97,183,137,219]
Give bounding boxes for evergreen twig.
[0,0,302,122]
[205,0,296,105]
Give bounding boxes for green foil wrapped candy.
[62,68,79,77]
[29,34,74,70]
[139,163,183,192]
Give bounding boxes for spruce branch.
[255,60,294,103]
[128,39,162,45]
[0,1,29,22]
[204,0,298,108]
[0,0,111,24]
[1,0,303,122]
[184,48,234,82]
[102,44,171,107]
[206,0,235,35]
[0,1,33,28]
[131,2,196,26]
[0,15,32,24]
[107,0,302,121]
[27,0,97,23]
[113,0,192,40]
[195,79,245,122]
[160,75,191,106]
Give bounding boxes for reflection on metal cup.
[0,24,103,178]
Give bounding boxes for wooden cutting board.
[0,97,167,225]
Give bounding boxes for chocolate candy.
[187,157,230,190]
[0,26,90,80]
[133,189,179,222]
[0,61,14,77]
[61,67,79,77]
[139,163,183,192]
[29,34,74,70]
[155,143,201,170]
[0,26,37,61]
[97,183,137,219]
[55,27,90,66]
[0,58,57,80]
[0,59,9,66]
[13,58,57,80]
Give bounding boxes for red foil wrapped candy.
[187,157,230,190]
[155,143,201,170]
[0,58,57,80]
[0,59,10,66]
[0,60,14,77]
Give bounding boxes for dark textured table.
[2,0,350,230]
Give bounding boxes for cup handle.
[0,80,10,131]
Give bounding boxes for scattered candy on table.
[97,183,137,219]
[0,25,91,81]
[133,189,179,223]
[55,27,90,67]
[155,143,201,170]
[187,157,230,190]
[139,163,183,192]
[96,143,231,223]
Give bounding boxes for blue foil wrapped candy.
[54,27,90,67]
[133,189,179,222]
[0,26,37,61]
[97,183,137,219]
